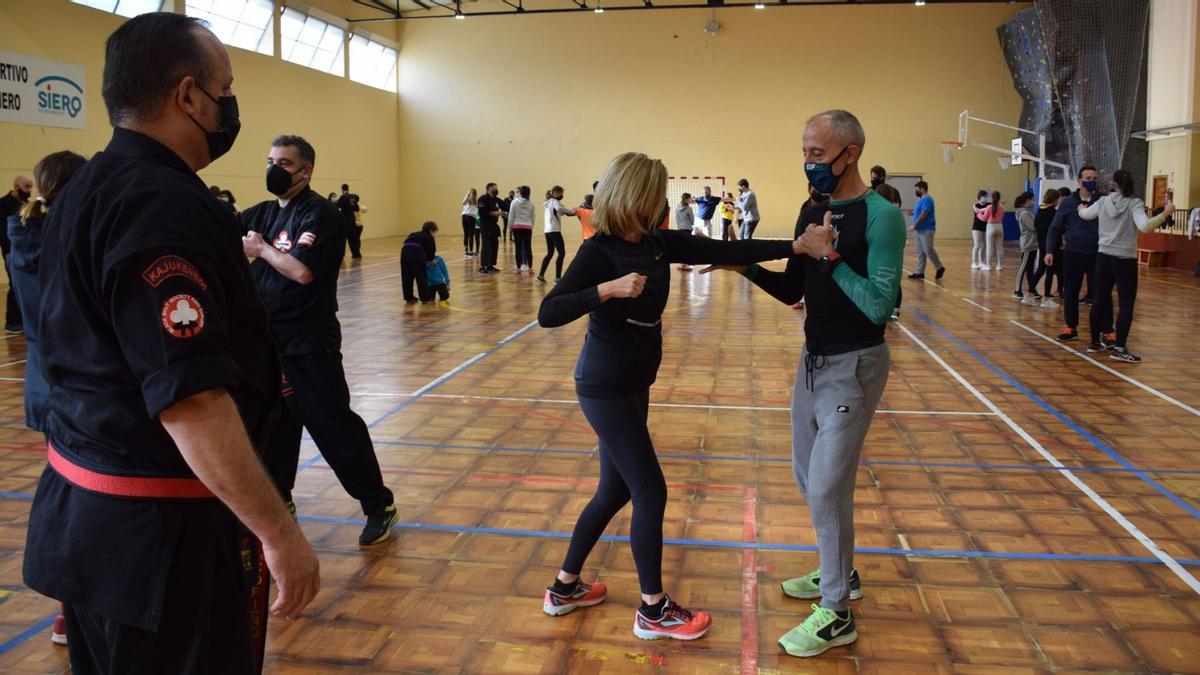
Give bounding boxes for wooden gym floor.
[0,235,1198,674]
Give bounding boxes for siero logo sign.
[0,50,86,130]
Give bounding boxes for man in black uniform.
[23,14,319,674]
[241,135,397,545]
[477,182,502,274]
[0,175,32,331]
[336,183,362,259]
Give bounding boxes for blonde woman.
[461,188,479,257]
[537,152,801,641]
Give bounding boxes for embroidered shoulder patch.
[161,294,205,339]
[141,255,207,290]
[274,231,293,252]
[297,231,316,247]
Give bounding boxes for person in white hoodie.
[537,185,575,284]
[1076,169,1174,362]
[508,185,536,272]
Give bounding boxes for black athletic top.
[972,200,988,232]
[1033,203,1056,248]
[539,229,792,396]
[242,187,346,354]
[402,230,436,262]
[743,190,905,356]
[26,127,279,631]
[478,193,502,228]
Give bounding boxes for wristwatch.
[818,250,842,273]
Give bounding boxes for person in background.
[427,252,451,303]
[401,221,438,303]
[0,175,33,332]
[1029,189,1061,307]
[7,150,87,648]
[327,192,337,201]
[461,188,478,258]
[477,182,503,274]
[578,193,597,240]
[1076,169,1173,362]
[978,190,1004,271]
[501,189,514,243]
[737,178,760,239]
[675,193,696,271]
[508,185,536,271]
[970,189,989,270]
[1012,191,1040,302]
[693,186,721,237]
[537,185,575,284]
[1046,166,1112,344]
[906,180,944,280]
[336,183,363,259]
[220,188,238,215]
[719,195,735,241]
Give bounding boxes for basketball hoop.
[940,141,963,164]
[997,153,1015,170]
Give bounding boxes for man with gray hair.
[705,109,905,657]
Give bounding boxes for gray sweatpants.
[914,229,943,275]
[791,343,890,611]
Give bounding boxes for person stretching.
[537,151,800,641]
[537,185,575,284]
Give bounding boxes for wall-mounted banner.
[0,50,86,130]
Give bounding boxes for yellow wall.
[0,0,403,248]
[395,3,1032,243]
[1146,0,1198,207]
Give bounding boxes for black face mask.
[870,178,883,189]
[16,190,31,201]
[266,163,304,197]
[186,86,241,162]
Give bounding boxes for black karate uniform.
[401,230,436,302]
[336,192,362,258]
[24,128,279,674]
[241,188,393,516]
[0,192,24,330]
[477,192,502,271]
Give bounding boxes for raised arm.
[829,208,905,325]
[1077,197,1101,221]
[1133,200,1172,233]
[660,228,795,265]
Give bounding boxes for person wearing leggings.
[460,188,478,257]
[1046,166,1112,343]
[537,152,798,641]
[1029,189,1061,307]
[508,185,535,271]
[1012,192,1040,301]
[1076,169,1174,362]
[970,189,988,269]
[537,185,574,283]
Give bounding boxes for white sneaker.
[1022,295,1040,306]
[980,265,991,271]
[970,263,979,270]
[1040,298,1059,308]
[995,265,1003,271]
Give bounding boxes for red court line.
[740,486,759,675]
[306,463,743,492]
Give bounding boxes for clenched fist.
[599,273,648,301]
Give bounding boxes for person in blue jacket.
[1045,165,1113,343]
[426,253,451,302]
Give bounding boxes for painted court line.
[1012,319,1200,418]
[0,612,57,656]
[740,486,759,675]
[351,391,994,417]
[899,318,1200,596]
[960,297,993,313]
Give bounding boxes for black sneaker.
[935,267,946,280]
[359,504,398,545]
[1109,347,1142,363]
[907,273,925,279]
[1056,328,1078,342]
[1013,291,1024,300]
[1086,342,1105,353]
[535,276,547,284]
[1100,333,1117,350]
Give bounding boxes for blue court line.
[370,438,1200,476]
[296,514,1200,567]
[364,320,539,430]
[0,613,57,656]
[911,309,1200,523]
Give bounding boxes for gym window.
[71,0,165,18]
[280,7,346,77]
[349,34,398,93]
[185,0,275,56]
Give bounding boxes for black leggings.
[1031,245,1058,296]
[562,389,667,595]
[1014,250,1039,294]
[513,228,533,268]
[1063,250,1112,333]
[1091,253,1138,346]
[539,232,566,279]
[461,215,475,254]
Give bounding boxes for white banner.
[0,50,87,130]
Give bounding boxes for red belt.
[47,444,215,500]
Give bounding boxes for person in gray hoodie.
[1076,169,1174,362]
[1013,192,1040,302]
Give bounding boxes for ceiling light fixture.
[754,2,765,8]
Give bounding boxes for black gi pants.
[3,247,21,330]
[63,510,264,675]
[267,352,393,515]
[347,225,363,258]
[1063,250,1111,333]
[480,222,500,270]
[401,259,431,302]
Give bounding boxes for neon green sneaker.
[781,567,861,600]
[778,604,857,658]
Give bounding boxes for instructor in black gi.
[240,134,398,545]
[23,13,320,674]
